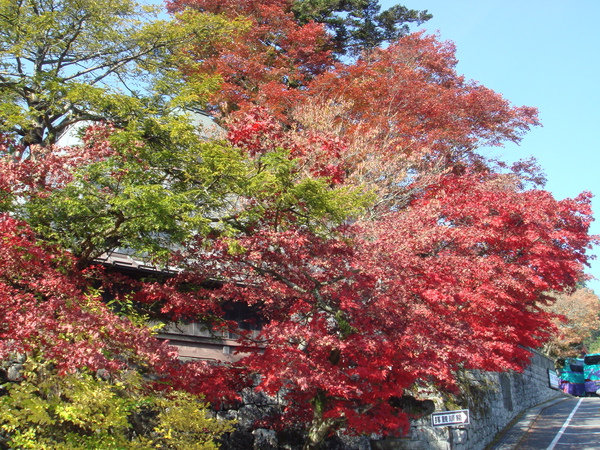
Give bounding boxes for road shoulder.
[486,396,570,450]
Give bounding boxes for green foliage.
[18,117,243,262]
[0,0,241,149]
[146,390,234,450]
[0,362,234,449]
[0,0,370,266]
[291,0,431,55]
[107,292,156,329]
[234,148,371,234]
[12,115,370,264]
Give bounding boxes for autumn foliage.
[0,0,598,448]
[166,0,335,118]
[0,214,171,372]
[542,288,600,358]
[175,171,593,439]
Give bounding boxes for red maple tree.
[140,14,593,443]
[1,1,597,447]
[172,170,593,445]
[0,214,174,374]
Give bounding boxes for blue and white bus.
[559,358,585,396]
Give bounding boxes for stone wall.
[371,349,565,450]
[214,349,564,449]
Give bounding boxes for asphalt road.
[515,397,600,449]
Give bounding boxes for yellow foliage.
[0,362,234,449]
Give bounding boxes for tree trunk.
[303,416,337,450]
[303,391,342,450]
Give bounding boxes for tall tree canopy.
[0,0,242,446]
[291,0,431,55]
[165,0,430,118]
[166,0,336,118]
[0,0,597,448]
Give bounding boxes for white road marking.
[563,431,600,435]
[547,397,584,450]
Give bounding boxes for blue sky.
[387,0,600,292]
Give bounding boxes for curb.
[486,396,570,450]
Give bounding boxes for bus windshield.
[584,354,600,366]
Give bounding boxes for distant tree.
[587,329,600,354]
[542,288,600,358]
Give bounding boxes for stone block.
[253,428,277,449]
